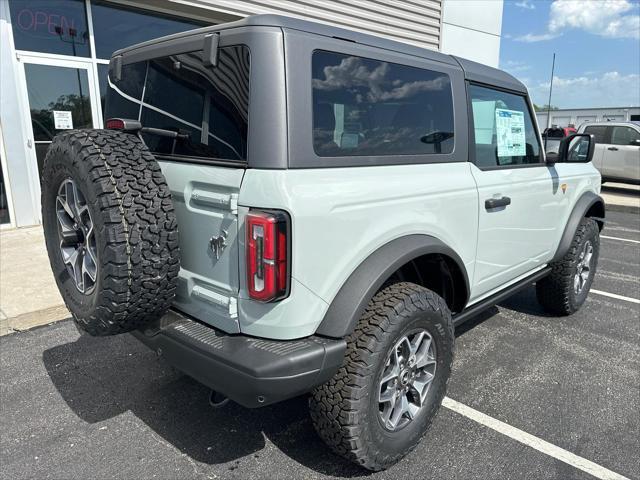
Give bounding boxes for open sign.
[16,8,78,36]
[10,2,90,56]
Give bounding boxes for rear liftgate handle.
[485,196,511,210]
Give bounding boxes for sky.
[499,0,640,109]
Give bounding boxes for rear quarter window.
[312,50,455,157]
[105,45,250,162]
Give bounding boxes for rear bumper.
[132,310,346,408]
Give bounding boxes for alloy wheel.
[55,178,98,294]
[378,329,437,431]
[574,240,593,295]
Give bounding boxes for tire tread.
[42,130,180,336]
[309,282,453,470]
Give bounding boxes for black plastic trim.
[132,311,346,408]
[315,234,470,338]
[453,267,551,326]
[552,191,605,263]
[203,32,220,67]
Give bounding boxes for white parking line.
[601,235,640,244]
[442,397,630,480]
[591,289,640,304]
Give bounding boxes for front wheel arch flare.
[552,191,605,263]
[315,235,469,339]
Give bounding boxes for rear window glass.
[105,45,250,161]
[312,50,454,157]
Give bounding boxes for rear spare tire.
[41,130,180,336]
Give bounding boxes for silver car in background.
[578,121,640,184]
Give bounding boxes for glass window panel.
[9,0,90,57]
[105,46,249,161]
[97,63,109,119]
[25,64,93,142]
[102,63,146,121]
[91,0,206,60]
[24,64,93,175]
[144,58,205,127]
[584,125,609,144]
[469,84,541,168]
[312,50,454,157]
[611,126,640,146]
[0,161,10,225]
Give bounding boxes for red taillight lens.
[105,118,125,130]
[246,210,290,302]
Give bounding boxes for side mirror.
[546,151,559,163]
[631,138,640,146]
[551,133,595,164]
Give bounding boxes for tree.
[533,103,559,112]
[30,94,91,141]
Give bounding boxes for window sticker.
[53,110,73,130]
[495,108,526,157]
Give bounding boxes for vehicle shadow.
[42,332,368,478]
[455,285,555,338]
[498,285,557,318]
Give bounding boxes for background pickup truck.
[579,121,640,185]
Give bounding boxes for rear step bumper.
[132,310,346,408]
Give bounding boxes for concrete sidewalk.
[0,227,69,335]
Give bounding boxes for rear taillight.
[105,118,141,132]
[105,118,125,130]
[246,210,290,302]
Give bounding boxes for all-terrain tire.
[309,282,454,471]
[41,129,180,336]
[536,218,600,315]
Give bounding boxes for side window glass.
[469,84,541,168]
[312,50,455,157]
[584,125,609,144]
[611,126,640,146]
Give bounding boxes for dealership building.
[536,106,640,130]
[0,0,504,228]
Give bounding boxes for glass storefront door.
[1,155,12,226]
[18,56,100,182]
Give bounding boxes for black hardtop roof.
[114,14,527,94]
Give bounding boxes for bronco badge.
[209,230,227,260]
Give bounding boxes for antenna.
[544,53,556,151]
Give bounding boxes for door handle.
[607,147,619,151]
[485,196,511,210]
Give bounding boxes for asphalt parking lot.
[1,210,638,480]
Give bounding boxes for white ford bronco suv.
[41,15,605,471]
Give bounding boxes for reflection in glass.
[312,51,455,157]
[0,161,10,225]
[105,46,249,161]
[24,64,93,174]
[567,136,590,162]
[469,84,541,168]
[97,63,109,118]
[91,1,205,60]
[9,0,90,57]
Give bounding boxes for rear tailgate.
[159,161,244,332]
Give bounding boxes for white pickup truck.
[579,121,640,185]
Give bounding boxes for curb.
[0,305,70,336]
[606,203,640,215]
